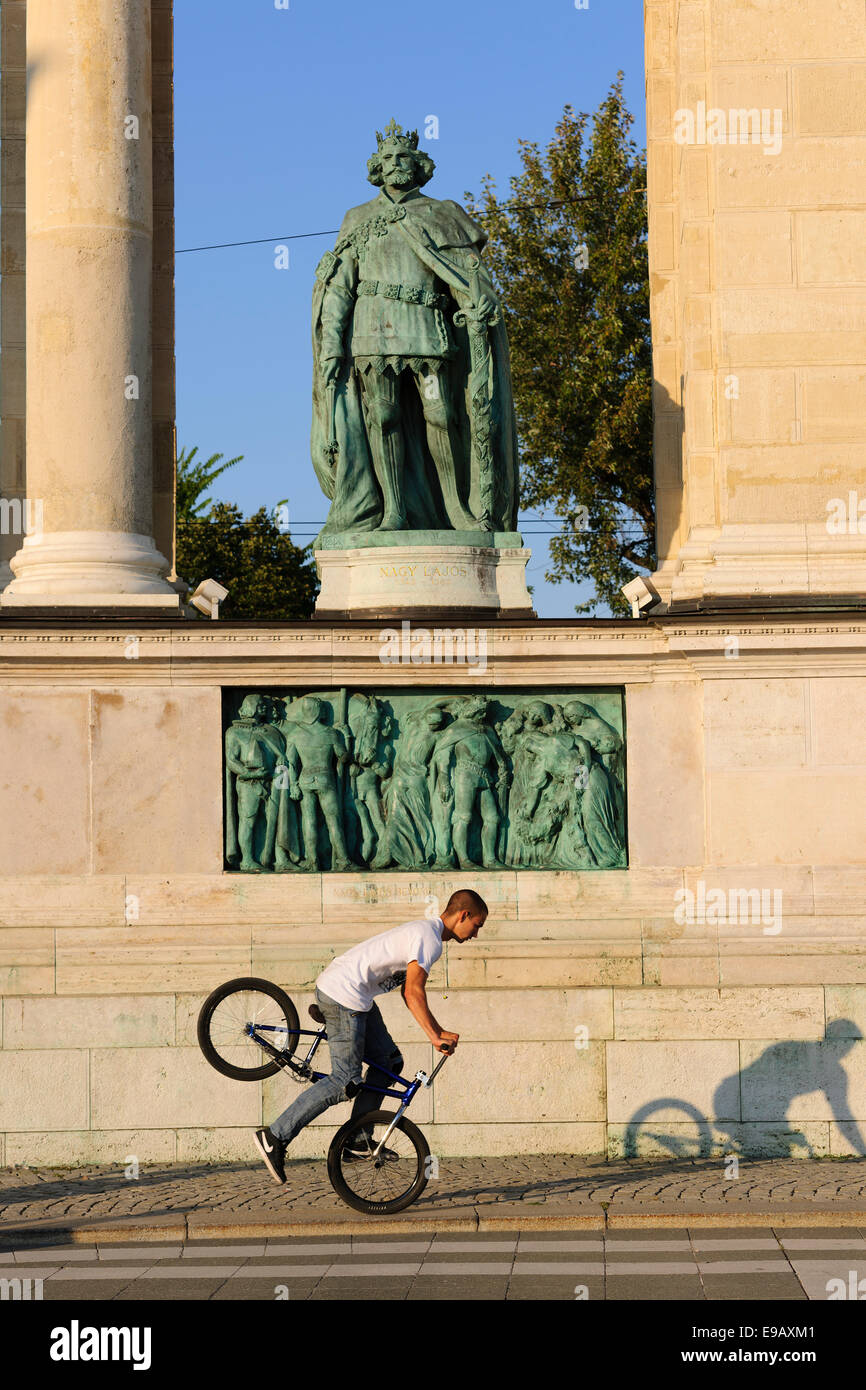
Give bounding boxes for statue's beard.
[386,169,416,189]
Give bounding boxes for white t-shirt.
[316,917,445,1012]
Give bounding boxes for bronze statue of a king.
[310,121,521,548]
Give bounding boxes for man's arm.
[491,728,509,781]
[286,744,302,801]
[330,725,352,766]
[401,960,458,1054]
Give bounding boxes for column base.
[314,544,534,620]
[1,530,183,611]
[654,524,866,611]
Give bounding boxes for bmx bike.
[197,976,452,1214]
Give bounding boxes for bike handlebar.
[427,1045,454,1084]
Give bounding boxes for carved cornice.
[0,617,864,684]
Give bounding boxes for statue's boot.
[419,367,480,528]
[373,427,407,530]
[454,814,479,871]
[481,820,500,867]
[327,818,353,872]
[370,822,393,870]
[426,422,479,530]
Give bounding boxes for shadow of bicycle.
[621,1020,866,1160]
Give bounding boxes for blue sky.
[174,0,647,615]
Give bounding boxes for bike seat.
[308,1004,325,1024]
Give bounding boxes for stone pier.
[647,0,866,606]
[1,0,180,610]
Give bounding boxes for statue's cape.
[310,192,519,540]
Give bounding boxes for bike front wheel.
[197,976,300,1081]
[327,1110,430,1215]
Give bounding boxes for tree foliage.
[175,447,318,620]
[467,76,654,614]
[176,445,244,522]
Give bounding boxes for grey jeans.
[268,986,404,1145]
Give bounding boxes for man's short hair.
[444,888,488,918]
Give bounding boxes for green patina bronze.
[310,121,521,549]
[224,689,627,873]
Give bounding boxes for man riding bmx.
[253,887,488,1182]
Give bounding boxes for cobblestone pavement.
[3,1156,866,1234]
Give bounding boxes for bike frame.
[245,1019,452,1157]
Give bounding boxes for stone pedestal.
[314,543,534,619]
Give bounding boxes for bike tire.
[197,976,300,1081]
[327,1110,430,1215]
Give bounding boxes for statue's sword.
[453,255,499,531]
[324,380,339,468]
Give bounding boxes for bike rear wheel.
[327,1110,429,1215]
[197,976,299,1081]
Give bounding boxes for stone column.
[3,0,180,608]
[0,1,27,589]
[151,0,177,575]
[646,0,866,610]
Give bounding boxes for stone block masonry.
[0,617,865,1160]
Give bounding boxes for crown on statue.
[375,119,419,152]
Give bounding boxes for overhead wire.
[174,191,646,255]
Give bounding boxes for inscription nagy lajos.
[224,689,626,873]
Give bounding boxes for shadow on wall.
[623,1020,866,1159]
[651,375,684,581]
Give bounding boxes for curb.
[2,1203,866,1244]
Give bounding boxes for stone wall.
[0,618,864,1162]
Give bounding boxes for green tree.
[175,447,318,620]
[176,445,243,521]
[468,76,653,614]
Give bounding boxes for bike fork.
[371,1098,411,1158]
[371,1053,452,1158]
[368,1062,442,1158]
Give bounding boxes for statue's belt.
[356,279,450,311]
[453,758,496,782]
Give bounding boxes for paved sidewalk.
[3,1155,866,1240]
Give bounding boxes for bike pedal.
[343,1144,399,1163]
